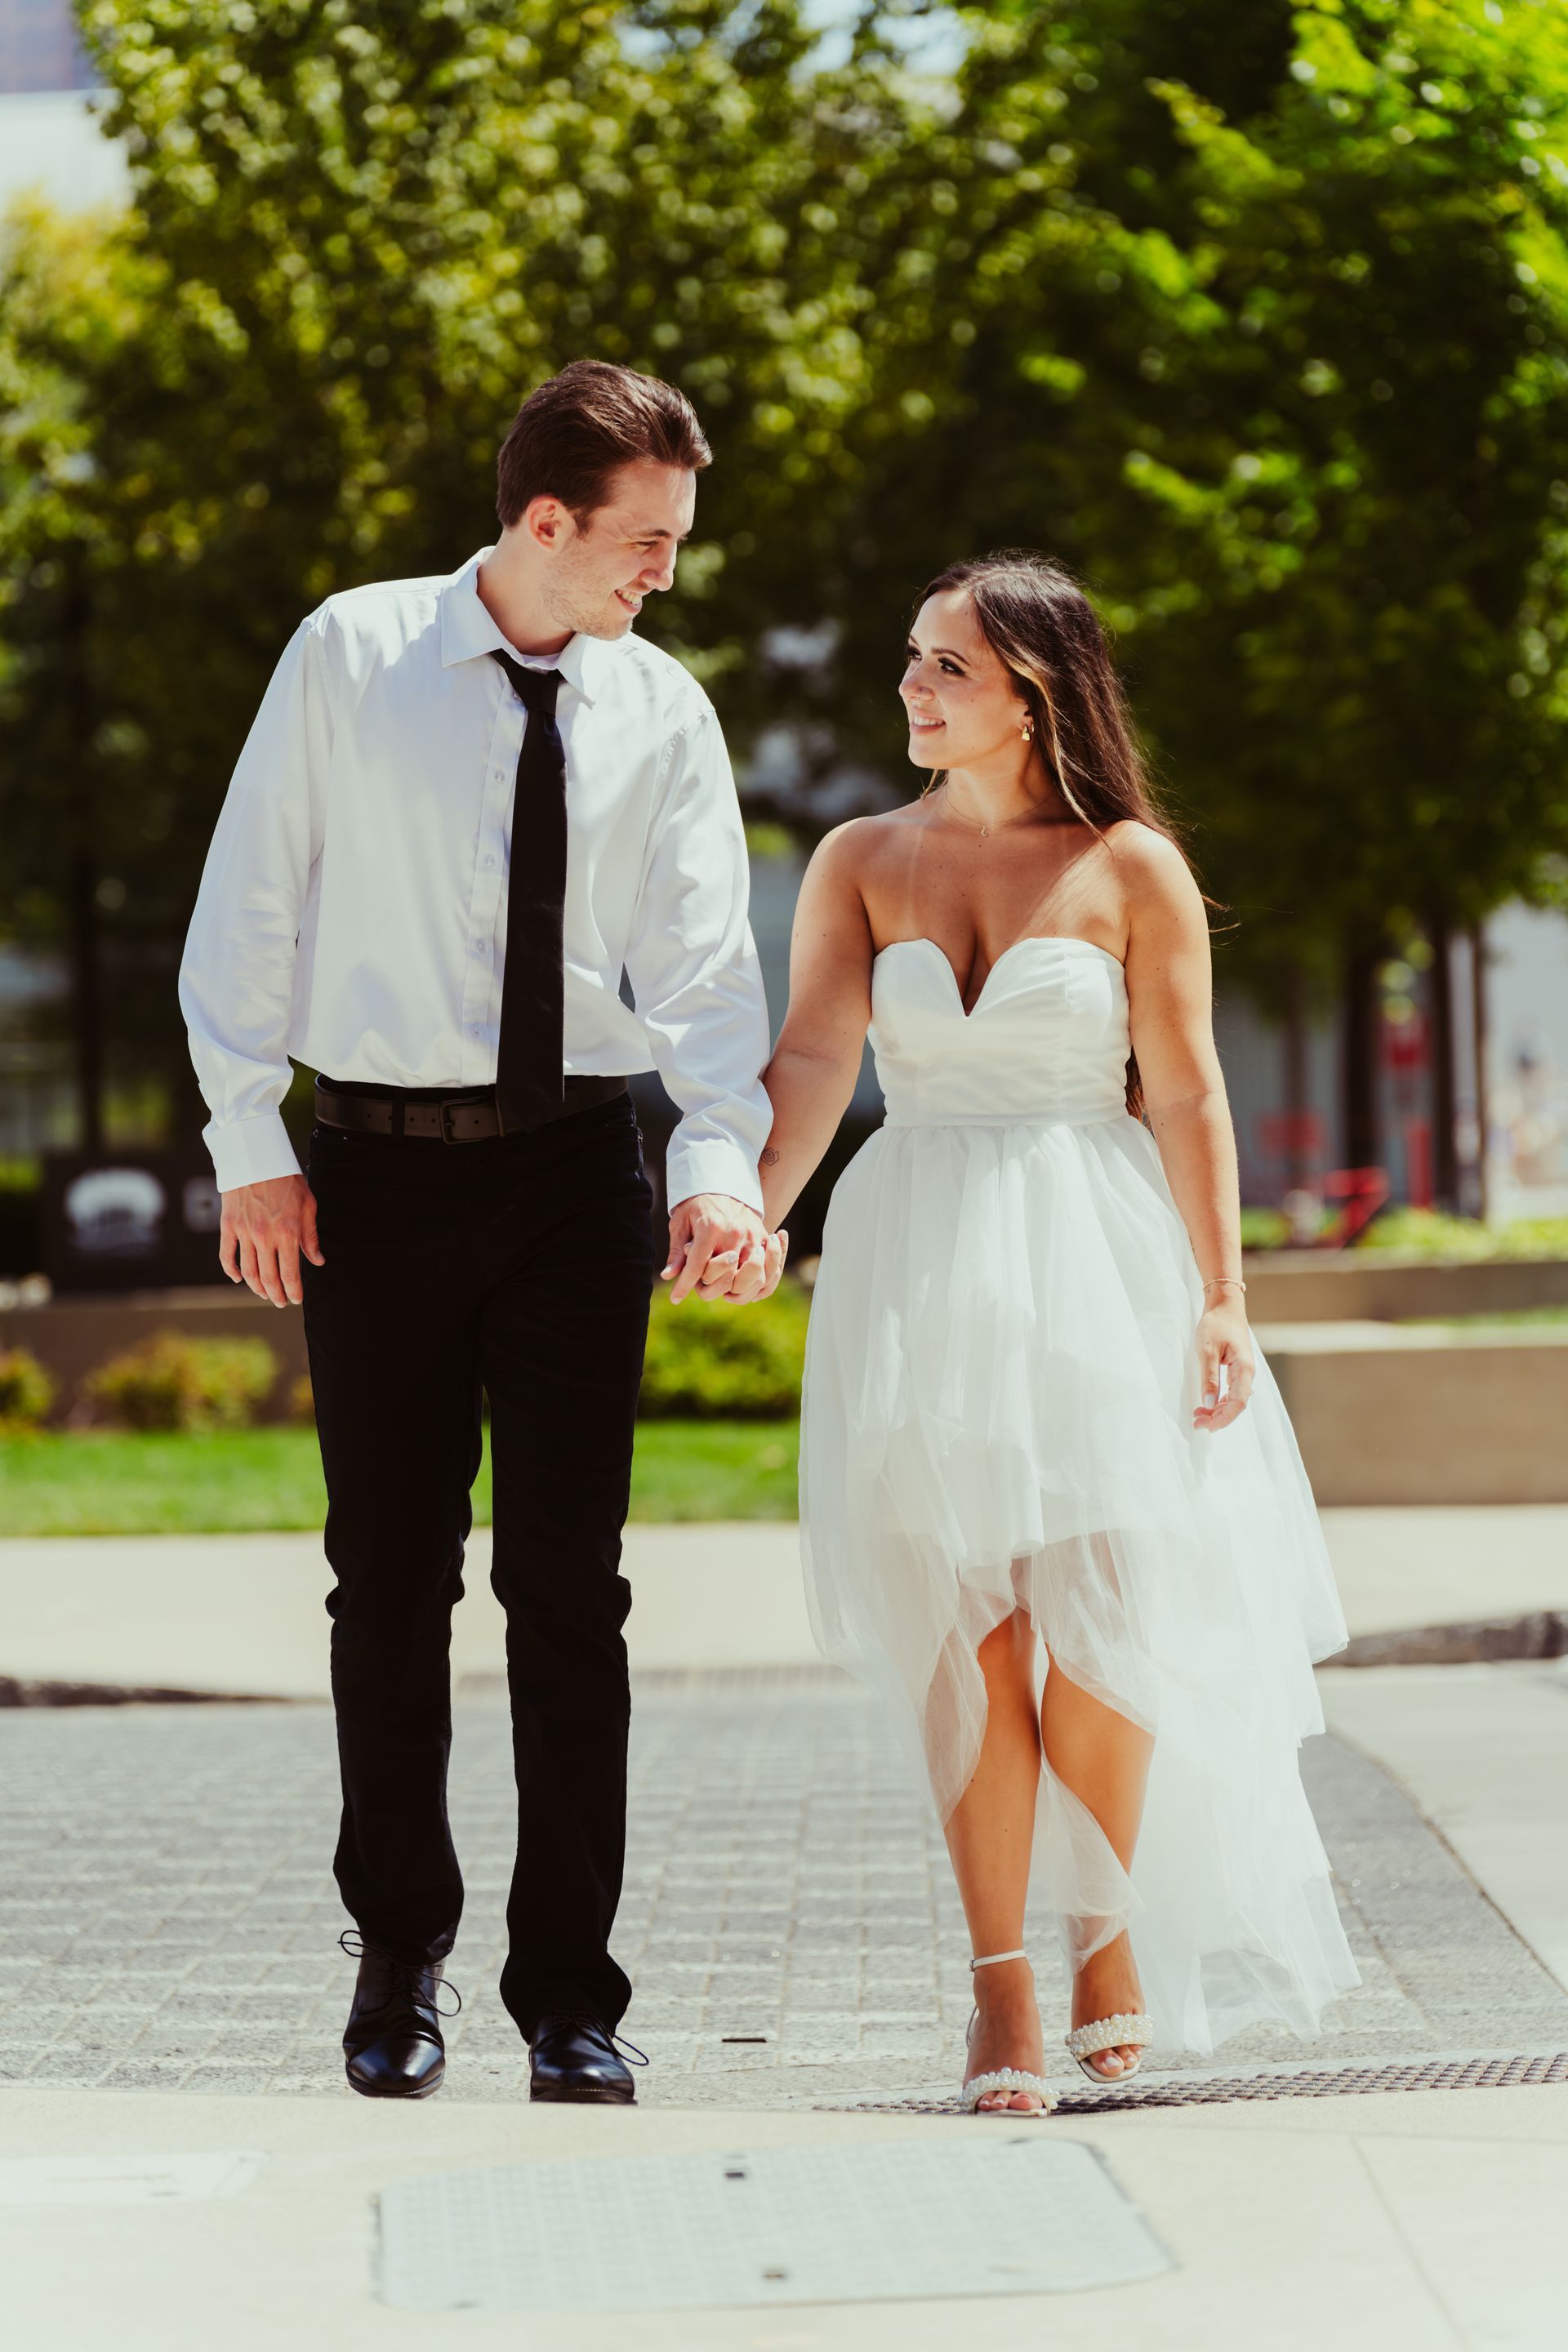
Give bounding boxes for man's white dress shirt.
[179,550,772,1213]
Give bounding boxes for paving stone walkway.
[2,1668,1565,2109]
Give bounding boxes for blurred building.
[1486,903,1568,1219]
[0,0,127,213]
[0,0,90,92]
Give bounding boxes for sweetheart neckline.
[872,933,1125,1021]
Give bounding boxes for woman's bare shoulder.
[804,806,922,890]
[1102,819,1200,913]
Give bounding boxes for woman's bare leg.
[1040,1656,1154,2077]
[942,1609,1047,2112]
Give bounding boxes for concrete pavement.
[1321,1660,1568,1995]
[7,2082,1568,2350]
[4,1505,1568,1700]
[3,1670,1568,2350]
[0,1677,1563,2103]
[6,1512,1568,2345]
[0,1520,814,1699]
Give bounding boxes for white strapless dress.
[799,936,1360,2056]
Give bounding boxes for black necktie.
[489,651,568,1131]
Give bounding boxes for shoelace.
[339,1928,464,2020]
[546,2009,649,2068]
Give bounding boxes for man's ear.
[523,494,574,554]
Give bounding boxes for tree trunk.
[1340,941,1382,1169]
[69,844,105,1156]
[1428,917,1459,1209]
[1470,923,1490,1224]
[61,556,105,1155]
[1282,961,1310,1189]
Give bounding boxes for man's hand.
[219,1173,323,1307]
[662,1193,768,1304]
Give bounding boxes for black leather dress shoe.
[340,1930,457,2100]
[528,2012,644,2105]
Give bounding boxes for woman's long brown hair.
[916,550,1186,1114]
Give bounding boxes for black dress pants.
[301,1090,656,2039]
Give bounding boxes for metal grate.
[831,2050,1568,2118]
[376,2139,1170,2312]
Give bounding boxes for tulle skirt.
[798,1110,1360,2056]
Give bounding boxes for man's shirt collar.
[439,547,603,705]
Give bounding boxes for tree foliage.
[3,0,1568,1121]
[1,0,900,1095]
[793,0,1568,1002]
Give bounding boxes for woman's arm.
[1118,826,1255,1432]
[758,823,877,1235]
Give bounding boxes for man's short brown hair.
[496,360,711,529]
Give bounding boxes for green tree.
[0,204,173,1147]
[9,0,1568,1192]
[783,0,1568,1174]
[1,0,910,1133]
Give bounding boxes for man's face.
[546,460,696,640]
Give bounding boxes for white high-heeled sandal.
[1064,2011,1156,2083]
[959,1949,1057,2116]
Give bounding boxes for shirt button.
[483,854,497,870]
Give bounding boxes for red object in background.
[1404,1117,1432,1211]
[1258,1110,1327,1168]
[1316,1165,1392,1247]
[1383,1010,1429,1074]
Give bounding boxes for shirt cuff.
[205,1110,303,1192]
[664,1138,765,1220]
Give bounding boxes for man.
[180,361,782,2105]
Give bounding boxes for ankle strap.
[970,1948,1028,1971]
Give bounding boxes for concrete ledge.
[1261,1321,1568,1505]
[1334,1613,1568,1668]
[0,1286,307,1422]
[1244,1251,1568,1324]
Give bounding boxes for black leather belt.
[314,1072,628,1142]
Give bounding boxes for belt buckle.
[439,1100,466,1144]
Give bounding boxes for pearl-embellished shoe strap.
[960,2068,1056,2114]
[1064,2011,1155,2060]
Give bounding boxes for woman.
[759,552,1357,2114]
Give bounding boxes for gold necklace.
[937,791,1072,842]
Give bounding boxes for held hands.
[663,1194,789,1305]
[221,1176,786,1311]
[218,1174,323,1307]
[1192,1297,1254,1432]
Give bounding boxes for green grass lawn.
[0,1419,800,1538]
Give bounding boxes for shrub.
[287,1372,315,1423]
[1239,1207,1290,1251]
[1488,1216,1568,1262]
[1354,1209,1568,1261]
[0,1345,56,1432]
[1353,1207,1497,1259]
[86,1331,278,1432]
[637,1276,809,1419]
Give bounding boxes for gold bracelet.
[1202,1276,1246,1292]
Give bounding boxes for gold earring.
[1020,719,1033,742]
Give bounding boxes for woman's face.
[900,589,1028,772]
